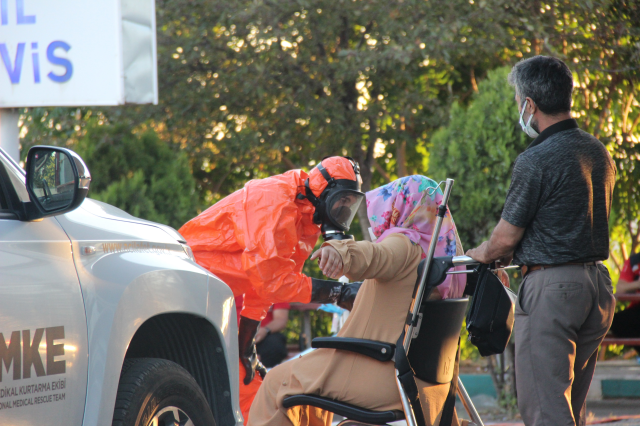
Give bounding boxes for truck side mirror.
[24,146,91,220]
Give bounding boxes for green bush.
[429,66,530,249]
[74,124,198,229]
[429,66,531,361]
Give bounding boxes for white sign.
[0,0,158,107]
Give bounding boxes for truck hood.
[78,198,187,243]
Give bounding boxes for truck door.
[0,151,88,426]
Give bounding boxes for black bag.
[466,264,517,356]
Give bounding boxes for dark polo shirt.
[501,119,616,266]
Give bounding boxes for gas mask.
[519,100,539,138]
[300,157,365,241]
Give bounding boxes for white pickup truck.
[0,145,243,426]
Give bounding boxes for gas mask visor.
[324,189,365,232]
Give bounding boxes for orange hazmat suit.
[178,158,359,422]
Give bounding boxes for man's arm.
[616,278,640,294]
[255,308,290,343]
[265,308,289,333]
[615,258,640,294]
[466,219,526,265]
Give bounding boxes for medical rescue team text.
[0,0,73,84]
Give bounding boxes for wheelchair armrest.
[311,337,395,362]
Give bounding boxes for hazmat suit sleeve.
[237,185,313,315]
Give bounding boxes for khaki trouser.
[247,351,458,426]
[515,263,615,426]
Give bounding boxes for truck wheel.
[112,358,216,426]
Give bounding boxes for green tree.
[18,0,639,245]
[18,0,539,228]
[149,0,527,236]
[527,0,640,270]
[429,67,529,248]
[73,123,198,229]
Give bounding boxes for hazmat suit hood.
[301,156,365,241]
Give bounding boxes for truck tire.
[112,358,216,426]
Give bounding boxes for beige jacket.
[248,234,460,426]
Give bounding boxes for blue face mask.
[519,100,539,138]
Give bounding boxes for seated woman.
[248,175,466,426]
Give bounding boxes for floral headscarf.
[366,175,465,299]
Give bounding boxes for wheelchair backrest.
[408,298,468,384]
[407,259,469,384]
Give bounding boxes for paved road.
[332,399,640,425]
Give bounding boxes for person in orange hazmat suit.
[178,156,365,420]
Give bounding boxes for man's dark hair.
[508,56,573,115]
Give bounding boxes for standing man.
[466,56,616,426]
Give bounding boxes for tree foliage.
[20,0,533,235]
[13,0,640,363]
[429,67,529,248]
[522,0,640,268]
[148,0,533,235]
[73,123,198,228]
[427,0,640,256]
[17,0,639,246]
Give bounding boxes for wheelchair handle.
[450,256,521,272]
[452,255,478,266]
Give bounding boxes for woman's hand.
[310,245,344,279]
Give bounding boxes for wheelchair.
[283,179,485,426]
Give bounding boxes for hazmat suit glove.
[336,281,362,311]
[310,278,363,311]
[238,316,267,385]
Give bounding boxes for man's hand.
[466,241,513,265]
[466,219,525,264]
[310,245,344,279]
[255,308,289,343]
[255,327,269,343]
[466,241,494,264]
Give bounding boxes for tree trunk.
[594,73,619,139]
[356,196,371,240]
[507,342,516,398]
[487,355,504,397]
[470,68,479,93]
[281,152,296,170]
[354,117,377,241]
[609,248,621,274]
[374,161,392,183]
[397,140,408,177]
